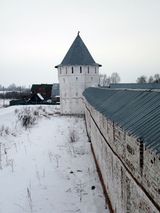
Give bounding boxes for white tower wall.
[58,65,99,114]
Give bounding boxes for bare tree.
[148,76,154,83]
[7,83,17,91]
[136,75,147,83]
[99,72,120,86]
[99,74,111,86]
[110,72,120,84]
[154,74,160,83]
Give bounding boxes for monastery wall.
[83,99,160,213]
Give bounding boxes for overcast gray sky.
[0,0,160,87]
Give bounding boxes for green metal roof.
[109,83,160,90]
[83,87,160,154]
[55,33,101,68]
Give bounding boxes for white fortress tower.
[55,32,101,114]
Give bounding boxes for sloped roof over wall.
[55,33,101,68]
[109,83,160,90]
[83,87,160,154]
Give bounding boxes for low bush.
[17,108,37,129]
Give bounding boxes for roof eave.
[55,63,102,68]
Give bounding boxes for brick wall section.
[84,99,160,213]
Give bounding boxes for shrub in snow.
[69,130,78,143]
[21,115,36,129]
[15,106,56,130]
[33,110,39,116]
[0,125,11,136]
[17,108,37,129]
[14,108,19,114]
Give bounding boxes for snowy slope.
[0,105,109,213]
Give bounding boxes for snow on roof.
[37,93,44,100]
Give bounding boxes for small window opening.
[88,66,89,73]
[66,67,67,74]
[95,67,96,73]
[91,77,93,80]
[80,66,82,73]
[72,67,74,73]
[76,77,78,80]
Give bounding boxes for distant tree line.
[0,83,30,91]
[0,84,31,99]
[136,74,160,83]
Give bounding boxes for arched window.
[72,67,74,73]
[80,66,82,73]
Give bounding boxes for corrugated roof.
[83,87,160,154]
[109,83,160,90]
[55,33,101,68]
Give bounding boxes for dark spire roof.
[55,33,101,68]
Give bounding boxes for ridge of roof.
[55,33,101,68]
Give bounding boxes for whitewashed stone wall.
[58,65,99,114]
[83,99,160,213]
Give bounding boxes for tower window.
[72,67,74,73]
[60,67,62,74]
[95,67,96,73]
[80,66,82,73]
[66,67,67,74]
[88,66,89,73]
[76,77,78,80]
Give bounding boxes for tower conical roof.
[55,33,101,68]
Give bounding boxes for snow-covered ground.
[0,105,109,213]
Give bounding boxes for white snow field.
[0,105,109,213]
